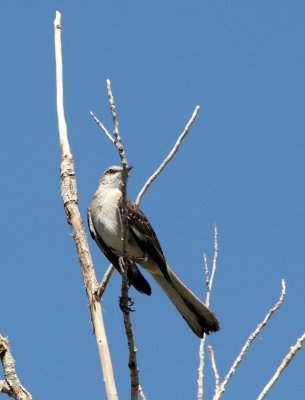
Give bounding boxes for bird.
[87,165,220,337]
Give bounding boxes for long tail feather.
[152,265,220,337]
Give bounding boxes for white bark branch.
[197,225,219,400]
[139,384,147,400]
[90,111,115,144]
[0,336,32,400]
[208,346,220,395]
[257,332,305,400]
[213,279,286,400]
[54,11,118,400]
[95,264,116,299]
[135,105,201,205]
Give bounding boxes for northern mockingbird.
[88,165,220,337]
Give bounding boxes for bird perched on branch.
[88,165,220,337]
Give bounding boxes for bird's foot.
[118,296,135,313]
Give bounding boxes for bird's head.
[98,165,133,190]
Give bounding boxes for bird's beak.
[127,165,133,173]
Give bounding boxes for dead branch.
[95,264,115,300]
[139,384,147,400]
[208,346,220,395]
[135,105,200,205]
[197,225,219,400]
[0,336,32,400]
[90,111,115,144]
[257,332,305,400]
[54,11,118,400]
[105,80,139,400]
[213,279,286,400]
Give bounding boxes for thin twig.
[135,105,201,205]
[257,332,305,400]
[106,79,139,400]
[54,12,118,400]
[90,111,115,144]
[0,336,32,400]
[213,279,286,400]
[107,79,128,168]
[203,253,209,293]
[197,225,219,400]
[207,225,218,305]
[95,264,115,300]
[208,346,220,394]
[139,384,147,400]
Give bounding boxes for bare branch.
[0,379,13,396]
[203,253,209,290]
[213,279,286,400]
[135,105,201,205]
[206,225,218,307]
[118,257,140,400]
[208,346,220,395]
[197,334,205,400]
[106,80,139,400]
[0,336,32,400]
[257,332,305,400]
[54,12,118,400]
[208,225,218,298]
[139,384,147,400]
[197,225,219,400]
[54,12,71,159]
[95,264,115,300]
[106,79,128,168]
[90,111,115,144]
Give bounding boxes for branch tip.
[136,105,201,205]
[213,279,287,400]
[54,14,118,398]
[257,332,305,400]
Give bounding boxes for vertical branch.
[54,12,71,159]
[106,79,128,168]
[206,225,218,307]
[54,12,118,400]
[208,346,220,395]
[0,336,32,400]
[197,332,205,400]
[106,79,139,400]
[197,225,219,400]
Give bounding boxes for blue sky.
[1,1,304,399]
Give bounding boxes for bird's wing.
[87,207,152,295]
[125,199,170,281]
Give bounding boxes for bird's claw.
[118,296,135,312]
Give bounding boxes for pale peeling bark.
[0,337,32,400]
[54,11,118,400]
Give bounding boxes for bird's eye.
[108,169,114,174]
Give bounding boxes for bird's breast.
[91,188,146,260]
[92,189,124,252]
